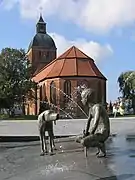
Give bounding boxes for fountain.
[52,85,88,118]
[43,101,74,119]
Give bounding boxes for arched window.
[97,81,102,103]
[50,81,56,105]
[78,80,89,89]
[39,51,42,57]
[39,86,42,102]
[64,80,71,103]
[42,83,46,101]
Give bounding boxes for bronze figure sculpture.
[37,110,59,156]
[76,88,110,158]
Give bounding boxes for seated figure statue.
[76,88,110,158]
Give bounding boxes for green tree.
[0,48,35,112]
[118,71,135,113]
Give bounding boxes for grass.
[10,115,38,120]
[0,114,9,120]
[0,114,38,120]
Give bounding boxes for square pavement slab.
[0,135,135,180]
[0,118,135,138]
[1,118,135,179]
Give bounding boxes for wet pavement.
[1,118,135,179]
[1,134,135,180]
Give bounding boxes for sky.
[1,0,135,102]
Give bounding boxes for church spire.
[36,13,46,34]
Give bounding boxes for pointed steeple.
[38,12,44,23]
[36,14,46,34]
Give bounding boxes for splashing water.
[44,101,74,119]
[60,146,64,152]
[71,86,81,99]
[41,163,73,176]
[52,86,88,118]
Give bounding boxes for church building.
[26,15,107,117]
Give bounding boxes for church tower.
[27,14,57,75]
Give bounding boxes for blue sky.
[1,0,135,102]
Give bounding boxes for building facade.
[27,15,57,75]
[26,15,107,118]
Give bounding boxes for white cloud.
[1,1,113,61]
[0,0,18,10]
[49,33,113,62]
[2,0,135,33]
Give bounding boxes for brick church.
[26,14,107,117]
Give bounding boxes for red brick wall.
[58,77,106,104]
[27,47,56,73]
[26,76,106,115]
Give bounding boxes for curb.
[0,134,117,142]
[0,135,73,142]
[1,116,135,123]
[126,134,135,140]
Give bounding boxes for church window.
[40,86,42,102]
[42,83,46,101]
[39,51,42,58]
[78,80,89,88]
[50,81,56,105]
[64,80,71,103]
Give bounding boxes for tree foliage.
[118,71,135,98]
[0,48,35,109]
[118,71,135,113]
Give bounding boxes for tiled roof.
[32,46,107,82]
[58,46,91,59]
